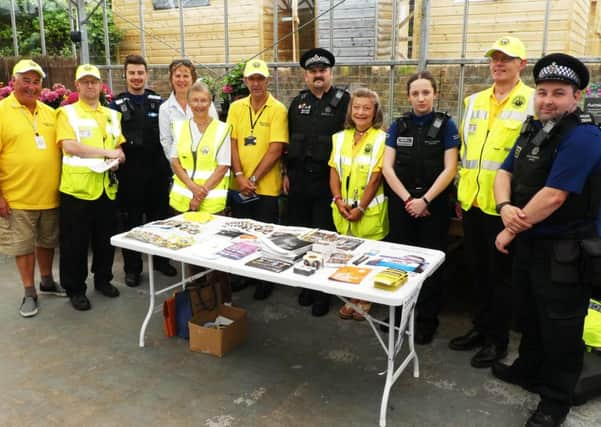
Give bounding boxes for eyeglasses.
[489,54,518,63]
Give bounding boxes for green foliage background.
[0,0,122,62]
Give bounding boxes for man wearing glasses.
[227,59,289,300]
[56,64,126,311]
[450,36,534,368]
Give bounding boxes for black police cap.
[300,48,335,69]
[533,53,589,90]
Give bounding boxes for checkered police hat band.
[538,62,580,87]
[305,54,331,67]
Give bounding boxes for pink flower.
[222,85,234,94]
[61,91,79,106]
[0,86,12,97]
[52,83,67,97]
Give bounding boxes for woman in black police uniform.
[381,71,459,344]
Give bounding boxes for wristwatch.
[249,175,257,184]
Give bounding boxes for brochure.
[329,266,372,284]
[217,242,259,260]
[245,256,294,273]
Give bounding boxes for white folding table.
[111,215,445,427]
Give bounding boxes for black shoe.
[491,361,539,393]
[154,262,177,277]
[231,276,249,292]
[70,294,91,311]
[414,327,436,345]
[125,273,140,288]
[94,282,120,298]
[298,289,314,306]
[470,343,508,368]
[311,294,330,317]
[253,282,273,300]
[449,328,486,351]
[525,405,567,427]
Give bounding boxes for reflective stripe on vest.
[169,119,230,213]
[458,82,535,215]
[331,129,389,240]
[59,102,121,200]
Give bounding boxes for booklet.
[217,242,259,260]
[329,266,371,284]
[245,256,294,273]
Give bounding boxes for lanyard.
[20,108,39,136]
[248,104,267,135]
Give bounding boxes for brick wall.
[106,62,600,125]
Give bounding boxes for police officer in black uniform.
[493,53,601,427]
[111,54,177,287]
[284,48,350,316]
[381,71,460,343]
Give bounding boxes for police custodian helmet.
[533,53,590,90]
[300,48,336,69]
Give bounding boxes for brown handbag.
[163,296,177,337]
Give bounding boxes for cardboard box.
[188,304,247,357]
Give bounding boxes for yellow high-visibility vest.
[59,102,122,200]
[458,81,534,215]
[330,128,389,240]
[169,119,231,213]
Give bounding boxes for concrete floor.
[0,251,600,427]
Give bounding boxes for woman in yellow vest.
[169,81,231,214]
[329,87,389,320]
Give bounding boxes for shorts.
[0,208,59,256]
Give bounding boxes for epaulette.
[395,113,411,134]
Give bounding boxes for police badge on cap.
[300,48,336,69]
[533,53,589,90]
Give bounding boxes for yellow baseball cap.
[75,64,101,81]
[12,59,46,78]
[243,59,270,78]
[485,36,526,60]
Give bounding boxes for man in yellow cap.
[0,59,65,318]
[450,36,534,368]
[56,64,126,311]
[226,59,288,300]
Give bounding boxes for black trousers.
[230,195,279,224]
[387,194,450,332]
[513,237,590,416]
[286,191,334,230]
[462,207,512,347]
[59,192,117,296]
[117,168,171,275]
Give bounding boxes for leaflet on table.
[245,256,293,273]
[125,228,194,249]
[299,229,364,251]
[365,252,429,274]
[217,241,260,260]
[329,266,372,284]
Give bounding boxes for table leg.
[139,253,155,348]
[379,305,396,427]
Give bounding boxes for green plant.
[220,61,248,103]
[0,0,122,61]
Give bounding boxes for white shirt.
[170,119,231,167]
[158,92,218,163]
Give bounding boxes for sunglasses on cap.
[169,59,194,72]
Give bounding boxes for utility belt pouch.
[550,240,581,284]
[580,238,601,286]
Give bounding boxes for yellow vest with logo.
[584,299,601,350]
[330,128,389,240]
[458,81,534,215]
[59,102,122,200]
[169,119,231,213]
